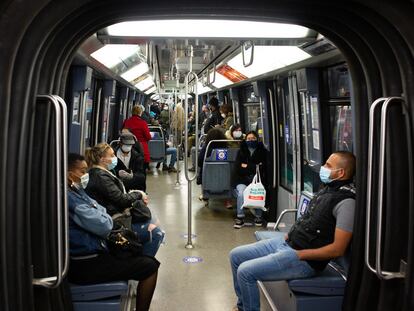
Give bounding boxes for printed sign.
[183,256,203,264]
[215,149,228,161]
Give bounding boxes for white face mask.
[80,173,89,189]
[121,145,133,153]
[233,131,242,139]
[221,113,226,118]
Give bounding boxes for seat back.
[148,126,166,162]
[202,147,239,198]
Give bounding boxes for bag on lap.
[131,199,152,223]
[241,165,267,211]
[111,209,132,230]
[106,227,143,258]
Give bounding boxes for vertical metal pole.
[174,88,180,186]
[184,72,199,249]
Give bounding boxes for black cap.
[120,132,135,145]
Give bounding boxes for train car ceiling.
[76,19,338,101]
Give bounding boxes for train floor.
[143,160,260,311]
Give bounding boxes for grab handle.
[32,95,64,288]
[241,41,254,67]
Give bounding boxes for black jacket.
[114,146,146,192]
[203,110,223,133]
[235,141,267,185]
[85,167,142,216]
[287,180,356,271]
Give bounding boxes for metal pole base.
[185,243,194,249]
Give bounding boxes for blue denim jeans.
[234,184,262,219]
[132,220,165,257]
[163,147,177,168]
[229,236,316,311]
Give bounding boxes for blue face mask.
[319,166,342,184]
[80,173,89,189]
[246,140,258,149]
[107,157,118,170]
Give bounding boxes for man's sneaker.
[162,165,169,171]
[168,166,177,173]
[188,167,196,172]
[254,217,264,227]
[156,162,161,169]
[234,218,245,229]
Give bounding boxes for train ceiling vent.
[300,37,337,56]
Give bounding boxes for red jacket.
[123,116,151,163]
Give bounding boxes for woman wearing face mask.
[219,104,234,130]
[85,143,165,257]
[225,124,244,141]
[67,153,160,311]
[233,131,267,229]
[114,131,147,192]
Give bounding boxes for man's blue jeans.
[229,236,316,311]
[234,184,262,219]
[163,147,177,168]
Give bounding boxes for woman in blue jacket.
[67,153,159,311]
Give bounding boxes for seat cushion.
[70,281,128,301]
[288,265,346,296]
[254,230,285,241]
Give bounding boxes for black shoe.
[162,165,169,171]
[168,166,177,173]
[188,167,196,172]
[234,218,245,229]
[254,217,264,227]
[156,162,161,169]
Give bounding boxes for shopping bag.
[241,165,267,211]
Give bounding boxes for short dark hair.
[245,130,259,140]
[334,151,356,179]
[208,97,219,108]
[68,153,85,171]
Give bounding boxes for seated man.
[229,151,356,311]
[67,153,159,311]
[114,131,146,192]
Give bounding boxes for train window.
[327,64,350,98]
[278,80,293,192]
[243,103,261,132]
[330,105,353,152]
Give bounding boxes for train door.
[276,75,301,213]
[68,66,93,154]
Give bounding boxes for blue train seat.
[149,128,166,162]
[70,281,129,311]
[202,148,239,199]
[255,192,349,311]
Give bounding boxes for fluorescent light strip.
[108,20,309,38]
[135,75,154,91]
[197,82,212,95]
[91,44,140,68]
[145,86,157,94]
[227,46,311,79]
[210,72,233,89]
[121,62,149,82]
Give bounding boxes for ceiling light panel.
[135,75,155,91]
[91,44,140,68]
[196,82,212,95]
[107,20,310,38]
[121,62,149,82]
[227,46,311,78]
[210,71,233,89]
[145,86,157,94]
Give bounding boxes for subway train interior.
[1,1,414,311]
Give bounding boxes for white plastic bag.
[241,165,267,211]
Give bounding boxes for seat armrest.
[274,209,298,230]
